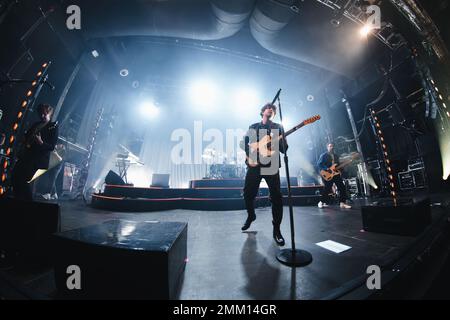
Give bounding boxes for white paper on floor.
[316,240,352,254]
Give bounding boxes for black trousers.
[320,174,348,204]
[243,166,283,226]
[11,158,40,201]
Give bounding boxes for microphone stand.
[274,89,312,267]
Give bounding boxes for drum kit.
[202,148,246,179]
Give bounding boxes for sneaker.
[340,202,352,209]
[318,201,329,208]
[42,193,51,200]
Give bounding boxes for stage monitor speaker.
[105,170,125,185]
[53,220,187,299]
[361,198,431,236]
[0,198,60,263]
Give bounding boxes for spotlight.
[447,111,450,118]
[27,91,33,97]
[430,79,435,85]
[91,50,100,58]
[435,87,439,92]
[233,88,260,111]
[139,101,160,119]
[359,24,372,37]
[439,94,443,100]
[443,103,447,109]
[120,69,129,77]
[37,71,42,77]
[21,101,27,107]
[189,80,218,108]
[306,95,315,102]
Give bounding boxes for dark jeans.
[321,174,348,204]
[11,158,39,201]
[46,162,63,195]
[243,166,283,226]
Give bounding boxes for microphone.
[271,88,282,105]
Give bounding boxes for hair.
[260,103,277,118]
[37,103,54,115]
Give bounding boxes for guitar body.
[247,135,275,167]
[320,165,341,182]
[319,153,361,182]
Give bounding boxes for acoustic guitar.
[246,115,321,167]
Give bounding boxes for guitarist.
[11,104,59,200]
[239,103,288,246]
[317,143,351,209]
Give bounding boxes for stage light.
[32,81,37,87]
[359,24,372,37]
[435,87,439,92]
[6,148,11,156]
[443,103,447,109]
[42,63,48,68]
[37,71,42,77]
[378,130,382,135]
[92,50,99,58]
[439,94,443,100]
[21,101,27,108]
[1,173,6,182]
[389,174,393,180]
[189,80,218,108]
[446,111,450,118]
[9,136,14,144]
[233,88,260,111]
[27,90,33,97]
[380,137,385,142]
[120,69,129,77]
[382,144,387,149]
[139,101,160,119]
[376,123,381,128]
[18,112,23,119]
[13,123,18,131]
[430,79,435,85]
[0,186,4,196]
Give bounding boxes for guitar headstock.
[303,115,321,125]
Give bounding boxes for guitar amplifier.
[408,157,425,171]
[398,171,415,190]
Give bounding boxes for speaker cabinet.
[362,198,431,236]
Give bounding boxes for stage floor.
[1,196,449,300]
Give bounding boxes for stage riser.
[91,195,321,212]
[104,185,322,199]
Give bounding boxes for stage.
[1,195,449,300]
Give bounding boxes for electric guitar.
[246,115,321,167]
[319,152,360,181]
